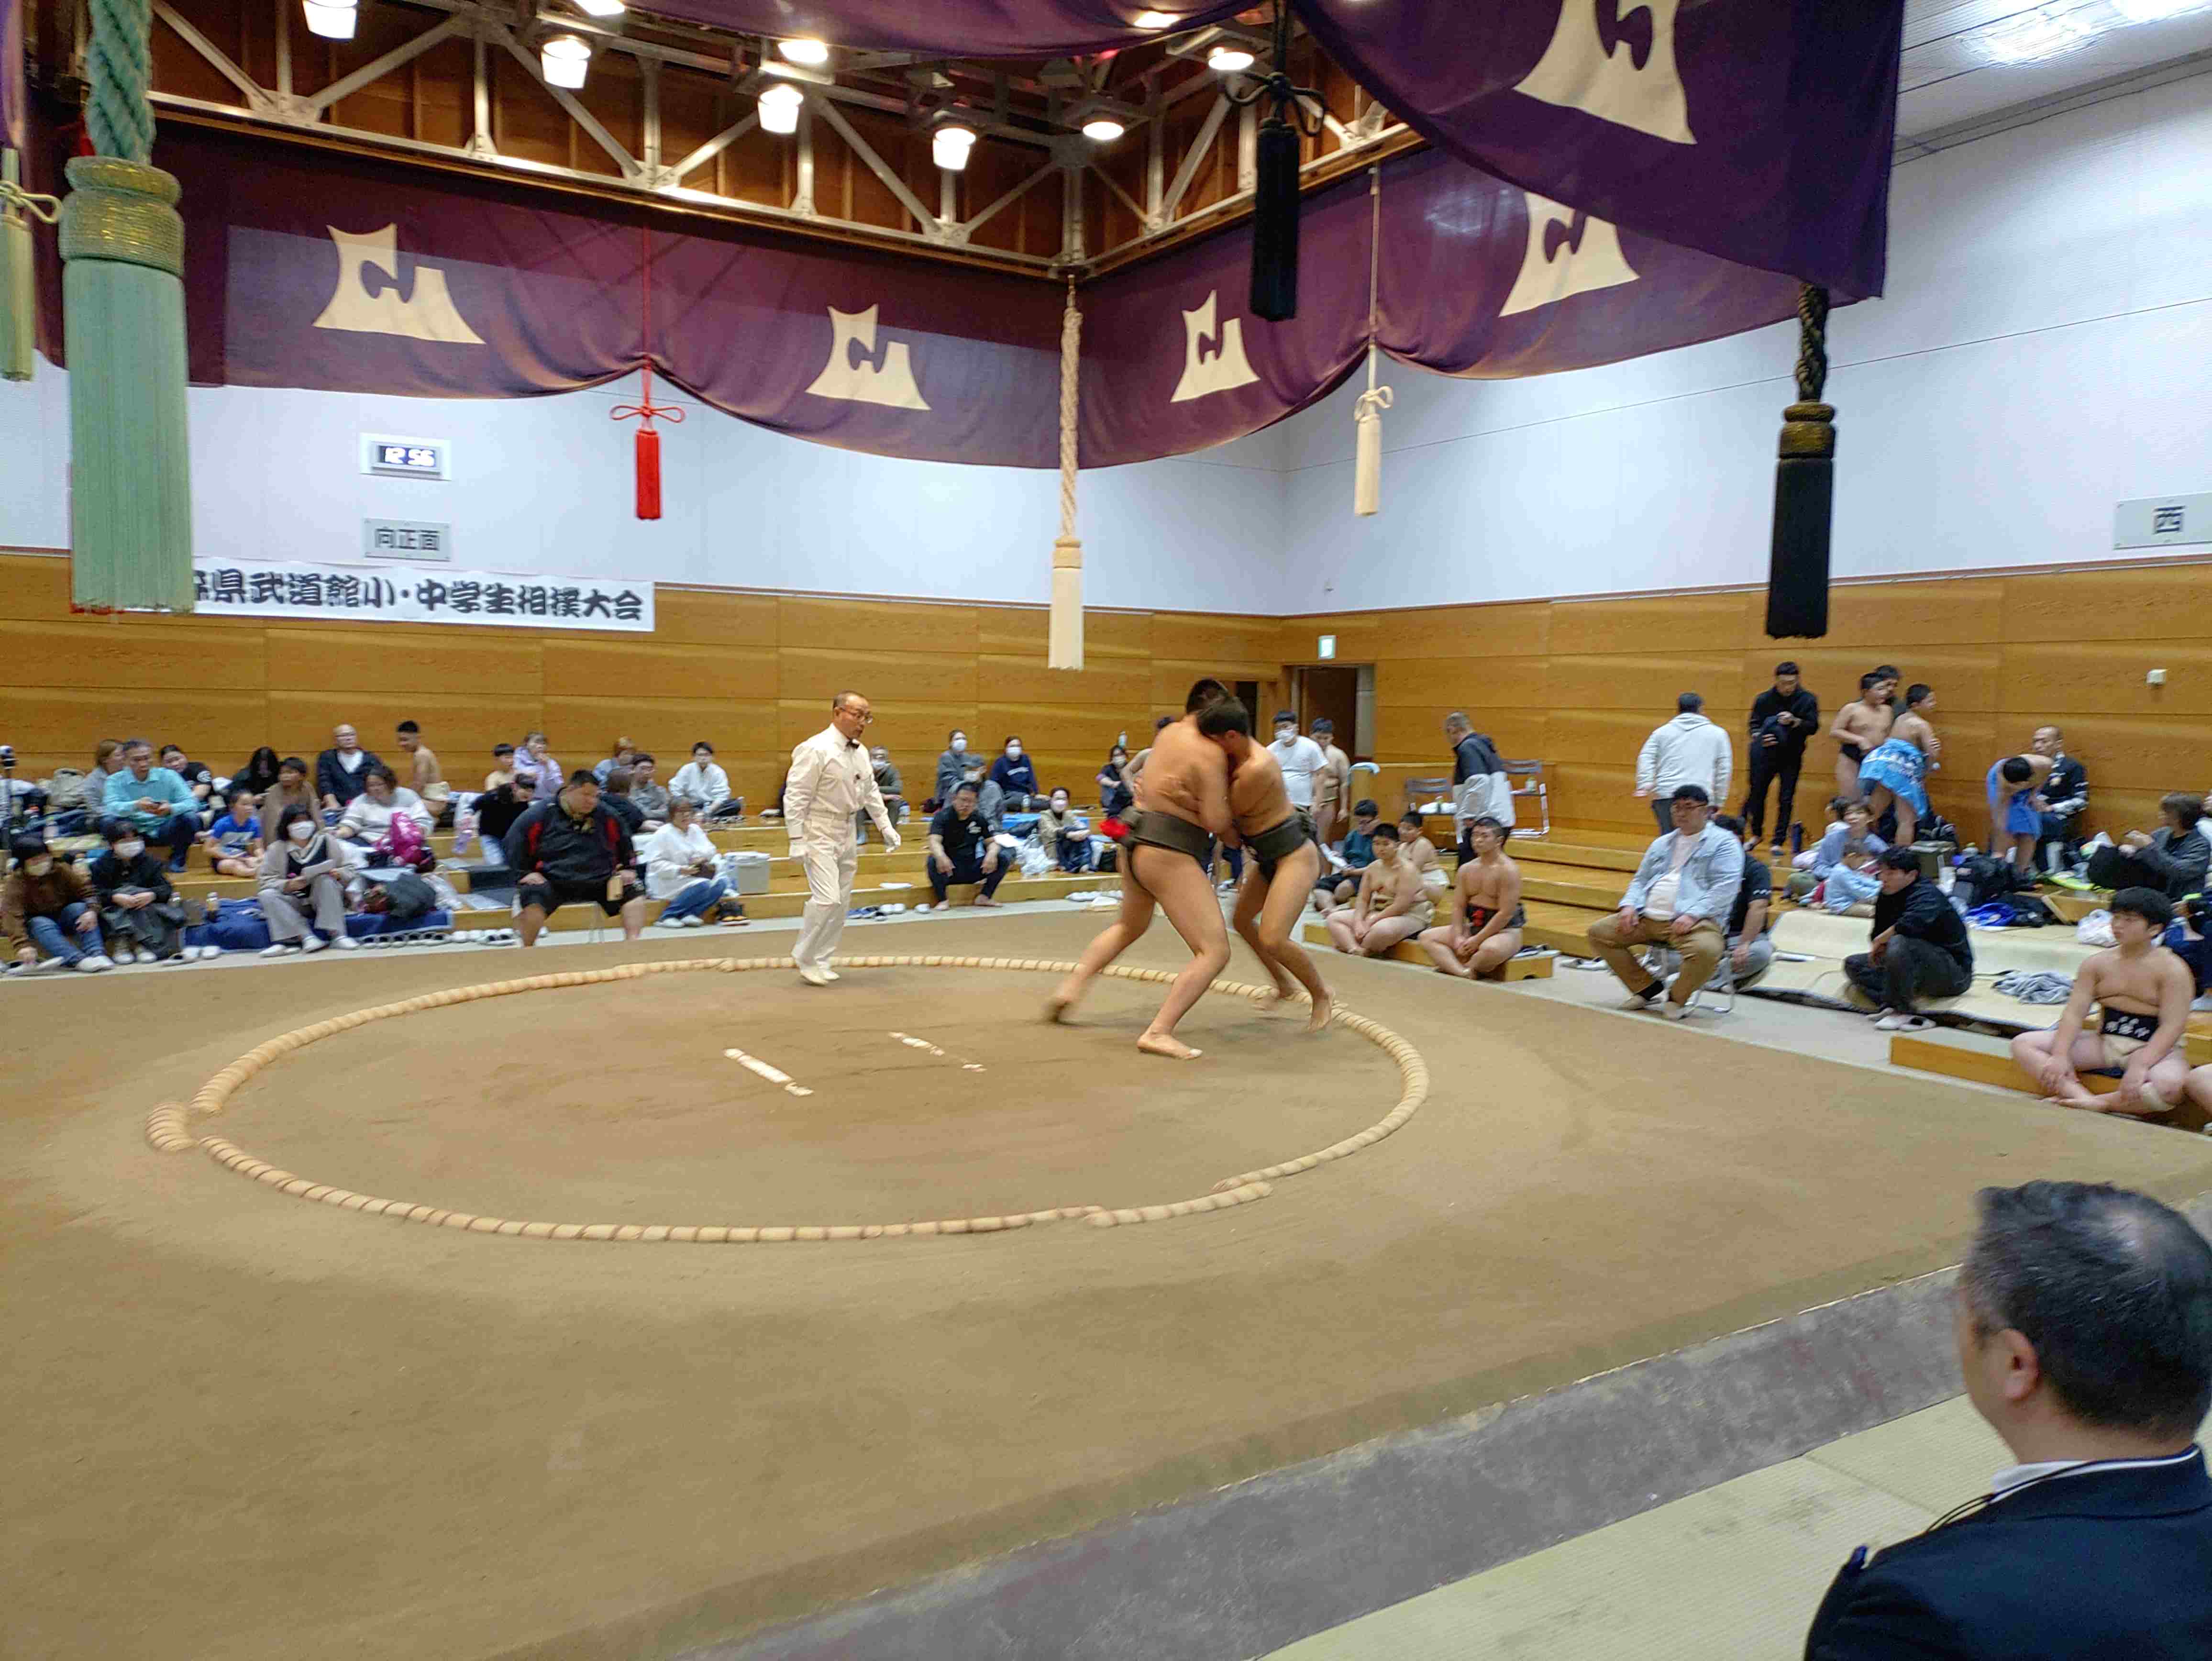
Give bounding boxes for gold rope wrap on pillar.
[1047,277,1084,671]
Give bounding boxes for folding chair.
[1639,940,1737,1016]
[1499,759,1551,839]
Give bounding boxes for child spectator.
[203,789,264,877]
[3,832,111,974]
[1398,810,1446,891]
[1317,799,1381,914]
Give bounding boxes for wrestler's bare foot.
[974,896,1002,908]
[1045,982,1079,1023]
[1136,1030,1203,1060]
[1305,994,1333,1033]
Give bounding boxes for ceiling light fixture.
[1977,4,2096,62]
[572,0,627,15]
[541,31,592,88]
[758,80,804,135]
[1206,43,1256,72]
[931,122,977,172]
[301,0,356,39]
[777,37,831,66]
[1130,9,1179,26]
[1081,115,1128,141]
[2109,0,2206,19]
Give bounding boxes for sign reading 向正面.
[363,520,452,561]
[191,560,653,631]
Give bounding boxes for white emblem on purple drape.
[311,225,486,344]
[1169,291,1260,403]
[1514,0,1695,145]
[803,305,931,410]
[1499,193,1640,317]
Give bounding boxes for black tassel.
[1767,284,1834,639]
[1250,114,1301,321]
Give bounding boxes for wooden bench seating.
[1887,1026,2211,1133]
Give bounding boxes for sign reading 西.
[192,560,653,631]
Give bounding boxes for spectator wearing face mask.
[89,818,199,963]
[1268,712,1328,812]
[989,737,1040,809]
[1034,788,1092,873]
[933,729,973,810]
[3,832,111,974]
[1098,745,1133,818]
[259,805,354,957]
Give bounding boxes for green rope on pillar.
[65,0,193,612]
[86,0,156,162]
[0,153,62,382]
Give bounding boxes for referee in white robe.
[785,690,900,985]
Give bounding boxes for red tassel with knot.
[611,228,681,520]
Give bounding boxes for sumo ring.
[153,956,1428,1240]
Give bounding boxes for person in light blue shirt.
[1586,785,1744,1019]
[102,738,202,871]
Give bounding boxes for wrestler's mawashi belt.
[1247,812,1313,878]
[1126,808,1214,868]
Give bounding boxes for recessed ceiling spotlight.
[1081,115,1128,141]
[1206,43,1256,73]
[1977,4,2095,62]
[573,0,626,17]
[778,37,831,66]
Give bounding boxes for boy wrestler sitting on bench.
[2010,887,2195,1116]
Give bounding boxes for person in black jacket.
[1742,662,1818,856]
[1843,847,1972,1027]
[2029,725,2089,873]
[88,817,190,963]
[2087,793,2209,902]
[1804,1180,2212,1661]
[502,771,644,947]
[315,723,386,814]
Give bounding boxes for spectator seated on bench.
[3,831,112,974]
[259,805,357,958]
[89,816,208,963]
[1316,799,1381,915]
[503,771,646,948]
[202,788,265,879]
[920,782,1008,910]
[645,798,731,929]
[1586,785,1742,1020]
[1325,819,1435,958]
[101,738,201,872]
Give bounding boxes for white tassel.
[1047,279,1085,670]
[1049,536,1084,670]
[1353,383,1392,517]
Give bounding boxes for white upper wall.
[1272,67,2212,613]
[3,66,2207,618]
[0,363,1286,615]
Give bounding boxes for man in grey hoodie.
[1635,694,1733,834]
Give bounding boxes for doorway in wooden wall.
[1294,665,1363,758]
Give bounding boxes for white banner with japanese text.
[191,560,653,631]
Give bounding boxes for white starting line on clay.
[889,1031,986,1072]
[724,1047,814,1097]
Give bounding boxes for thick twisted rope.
[86,0,156,162]
[1793,283,1830,405]
[1056,277,1080,542]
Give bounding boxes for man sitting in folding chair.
[1585,786,1744,1021]
[1638,813,1773,1014]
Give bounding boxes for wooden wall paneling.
[2002,567,2212,643]
[541,639,779,705]
[0,618,262,694]
[1371,655,1551,711]
[2034,716,2212,791]
[263,627,544,699]
[1546,653,1748,713]
[0,554,68,617]
[1541,709,1681,768]
[541,696,780,765]
[1818,580,2007,647]
[2093,789,2201,835]
[2000,642,2212,717]
[1150,612,1284,665]
[1548,593,1751,657]
[653,588,780,647]
[1296,602,1554,663]
[264,691,543,765]
[978,606,1153,660]
[974,654,1153,712]
[780,597,979,657]
[1549,762,1645,829]
[975,703,1132,758]
[778,646,979,708]
[1,689,269,775]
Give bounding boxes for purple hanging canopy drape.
[1295,0,1904,299]
[619,0,1905,297]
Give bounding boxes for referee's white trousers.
[792,820,858,974]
